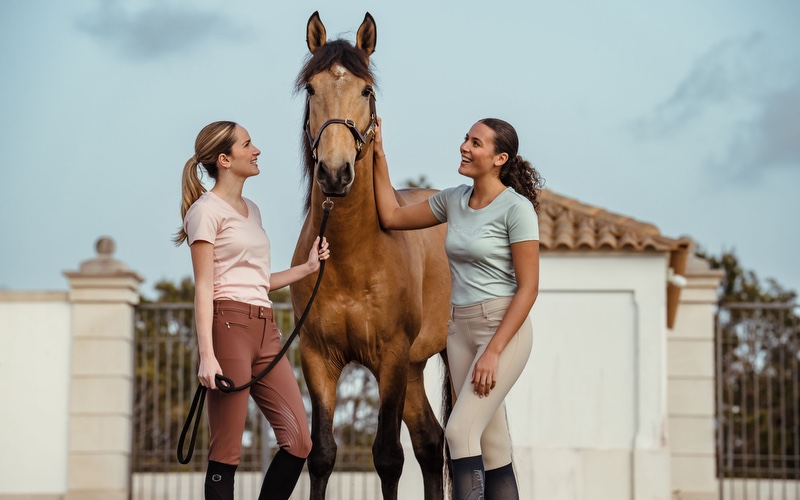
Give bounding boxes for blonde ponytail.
[173,121,238,246]
[173,157,206,245]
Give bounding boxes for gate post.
[668,247,724,500]
[63,237,143,500]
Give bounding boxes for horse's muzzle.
[321,189,349,198]
[316,161,354,197]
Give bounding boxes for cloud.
[630,32,800,178]
[716,78,800,178]
[631,33,772,137]
[76,1,247,60]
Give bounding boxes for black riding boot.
[485,462,519,500]
[451,455,485,500]
[205,460,237,500]
[258,449,307,500]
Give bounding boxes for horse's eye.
[305,85,315,96]
[362,86,373,97]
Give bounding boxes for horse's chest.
[315,295,384,330]
[306,292,415,345]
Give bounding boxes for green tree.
[704,251,796,304]
[403,175,432,188]
[141,276,195,304]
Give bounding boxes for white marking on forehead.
[331,64,347,77]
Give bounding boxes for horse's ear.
[356,12,376,57]
[307,11,326,54]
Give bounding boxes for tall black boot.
[258,449,307,500]
[485,462,519,500]
[205,460,237,500]
[451,455,485,500]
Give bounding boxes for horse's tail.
[439,349,454,495]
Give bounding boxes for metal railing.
[716,302,800,499]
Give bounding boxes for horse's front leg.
[373,338,411,500]
[301,342,343,500]
[403,360,445,500]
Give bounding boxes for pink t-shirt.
[183,191,272,307]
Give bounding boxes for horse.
[289,11,451,500]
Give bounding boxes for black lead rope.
[177,200,332,464]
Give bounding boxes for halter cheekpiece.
[304,86,377,162]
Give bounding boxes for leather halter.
[304,85,377,162]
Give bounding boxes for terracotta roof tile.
[539,190,687,254]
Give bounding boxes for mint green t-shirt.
[428,185,539,306]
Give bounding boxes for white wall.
[522,289,637,498]
[0,249,697,500]
[0,292,71,497]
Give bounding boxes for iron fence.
[716,302,800,499]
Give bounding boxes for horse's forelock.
[295,40,374,90]
[296,39,376,213]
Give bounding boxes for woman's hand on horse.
[198,355,223,390]
[373,116,386,159]
[306,236,330,272]
[472,350,499,398]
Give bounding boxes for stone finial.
[76,236,131,275]
[96,236,115,257]
[63,236,144,302]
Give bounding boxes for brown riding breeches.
[207,300,312,465]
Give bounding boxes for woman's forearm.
[373,153,402,228]
[371,118,441,230]
[270,263,315,291]
[484,286,537,355]
[194,287,215,359]
[486,240,540,354]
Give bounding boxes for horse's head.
[297,12,377,207]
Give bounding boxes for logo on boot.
[212,474,222,482]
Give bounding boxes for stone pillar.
[63,237,143,500]
[668,246,724,500]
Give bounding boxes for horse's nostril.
[316,163,328,182]
[342,163,353,185]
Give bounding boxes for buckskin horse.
[289,11,451,500]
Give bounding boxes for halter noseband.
[304,86,377,162]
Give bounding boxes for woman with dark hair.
[372,117,543,500]
[175,121,329,500]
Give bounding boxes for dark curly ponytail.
[479,118,544,211]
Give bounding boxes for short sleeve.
[428,186,458,223]
[507,200,539,243]
[184,200,219,245]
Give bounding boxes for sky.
[1,0,799,300]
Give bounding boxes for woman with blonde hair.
[176,121,329,500]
